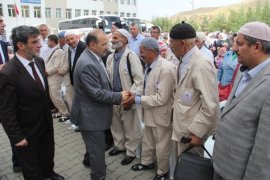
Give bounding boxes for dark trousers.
[11,143,20,167]
[81,130,106,180]
[14,132,55,180]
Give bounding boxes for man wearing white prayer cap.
[106,29,144,165]
[213,21,270,180]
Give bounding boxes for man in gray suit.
[70,29,129,180]
[213,21,270,180]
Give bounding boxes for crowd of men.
[0,14,270,180]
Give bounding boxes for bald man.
[106,29,143,165]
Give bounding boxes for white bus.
[57,15,106,35]
[99,15,127,33]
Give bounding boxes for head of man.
[111,22,122,33]
[58,31,66,48]
[235,21,270,70]
[0,16,6,35]
[150,26,161,40]
[86,29,109,57]
[139,37,159,65]
[64,31,80,49]
[129,23,140,38]
[195,31,206,49]
[11,25,41,60]
[39,24,49,39]
[111,29,129,51]
[169,21,196,58]
[47,35,58,48]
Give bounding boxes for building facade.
[0,0,137,39]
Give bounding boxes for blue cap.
[58,31,66,38]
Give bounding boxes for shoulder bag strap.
[126,52,134,84]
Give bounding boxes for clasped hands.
[121,91,136,110]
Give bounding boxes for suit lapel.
[222,62,270,116]
[35,58,47,92]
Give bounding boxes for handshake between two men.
[120,91,136,110]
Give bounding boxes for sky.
[137,0,242,20]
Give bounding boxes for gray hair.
[140,37,159,54]
[244,35,270,54]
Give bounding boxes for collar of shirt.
[146,57,158,70]
[16,53,34,68]
[70,46,77,53]
[88,49,102,62]
[130,33,143,41]
[114,48,126,60]
[242,57,270,80]
[50,44,60,51]
[182,46,196,65]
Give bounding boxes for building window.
[126,13,130,17]
[133,0,136,6]
[132,13,136,17]
[84,10,89,16]
[21,6,30,18]
[127,0,130,5]
[120,12,124,17]
[8,5,16,17]
[107,0,111,2]
[75,9,81,17]
[107,11,111,15]
[56,8,61,18]
[115,0,118,3]
[92,10,97,15]
[114,12,118,15]
[120,0,124,4]
[66,9,72,19]
[0,4,3,16]
[45,7,51,18]
[99,11,104,15]
[34,7,41,18]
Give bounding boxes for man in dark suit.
[70,29,129,180]
[0,25,64,180]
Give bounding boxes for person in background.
[213,21,270,180]
[150,26,168,58]
[39,24,50,60]
[0,25,64,180]
[217,34,239,101]
[58,31,68,51]
[45,35,70,121]
[195,31,215,65]
[129,23,144,56]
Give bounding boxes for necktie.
[143,67,152,95]
[0,53,3,64]
[29,62,44,90]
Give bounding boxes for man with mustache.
[106,29,143,165]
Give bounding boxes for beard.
[111,41,124,49]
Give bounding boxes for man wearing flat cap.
[169,22,219,158]
[213,22,270,180]
[106,29,144,165]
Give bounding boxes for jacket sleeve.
[58,50,69,75]
[129,53,144,95]
[46,49,64,76]
[0,73,25,145]
[244,95,270,180]
[80,63,122,105]
[188,63,219,138]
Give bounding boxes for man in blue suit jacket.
[0,16,8,70]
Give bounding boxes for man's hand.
[122,92,135,110]
[0,64,5,70]
[121,91,130,103]
[190,134,203,146]
[15,139,28,147]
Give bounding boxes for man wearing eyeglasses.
[0,25,64,180]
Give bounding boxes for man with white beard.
[106,29,144,165]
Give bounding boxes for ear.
[254,41,263,53]
[16,42,25,50]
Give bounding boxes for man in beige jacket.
[128,37,176,180]
[106,29,143,165]
[45,35,69,120]
[169,22,219,157]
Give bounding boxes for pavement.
[0,119,155,180]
